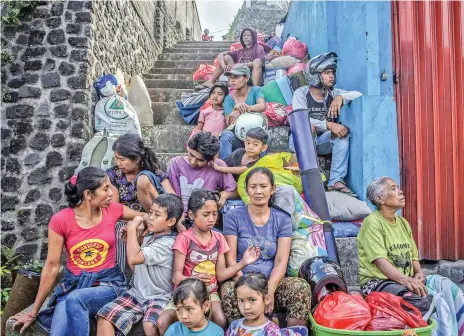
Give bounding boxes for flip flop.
[328,185,358,198]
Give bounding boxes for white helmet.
[234,113,268,141]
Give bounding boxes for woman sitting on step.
[10,167,143,335]
[358,177,464,333]
[218,63,267,159]
[220,167,311,327]
[198,27,266,89]
[107,134,181,271]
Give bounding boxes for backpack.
[74,130,120,175]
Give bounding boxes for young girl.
[165,278,224,336]
[172,189,260,328]
[190,84,229,139]
[226,272,281,336]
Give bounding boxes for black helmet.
[299,256,347,308]
[305,52,338,88]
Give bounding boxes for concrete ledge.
[158,52,219,61]
[148,88,193,102]
[142,125,291,154]
[335,237,360,288]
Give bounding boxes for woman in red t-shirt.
[11,167,143,335]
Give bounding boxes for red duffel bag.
[365,292,428,331]
[282,37,308,60]
[193,63,216,81]
[314,292,372,331]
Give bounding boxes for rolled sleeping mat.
[288,108,340,264]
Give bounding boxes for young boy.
[97,194,184,336]
[214,127,268,181]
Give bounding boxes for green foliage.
[1,246,23,269]
[1,1,37,25]
[22,259,45,273]
[1,287,11,314]
[1,49,13,66]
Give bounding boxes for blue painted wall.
[283,1,399,202]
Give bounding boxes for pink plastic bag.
[230,42,243,51]
[193,63,216,81]
[282,38,308,59]
[287,63,307,75]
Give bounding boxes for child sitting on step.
[97,194,183,336]
[225,272,281,336]
[165,278,223,336]
[214,127,268,181]
[190,84,229,140]
[172,189,260,329]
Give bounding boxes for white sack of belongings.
[94,74,141,136]
[128,75,153,126]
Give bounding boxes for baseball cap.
[224,63,251,77]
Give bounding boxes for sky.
[196,0,244,40]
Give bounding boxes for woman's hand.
[11,312,36,334]
[265,293,275,315]
[399,276,428,297]
[127,216,144,229]
[328,95,343,119]
[413,272,426,283]
[226,110,241,126]
[241,247,260,266]
[234,103,249,114]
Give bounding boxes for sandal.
[328,183,358,198]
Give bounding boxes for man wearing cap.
[198,27,265,89]
[218,63,267,159]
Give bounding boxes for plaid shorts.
[97,291,170,336]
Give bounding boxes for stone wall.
[227,0,288,39]
[1,0,201,261]
[1,1,94,260]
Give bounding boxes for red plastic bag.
[193,64,216,81]
[287,63,307,75]
[230,42,243,51]
[365,292,428,331]
[314,292,371,331]
[282,37,308,59]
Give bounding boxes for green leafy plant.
[1,1,37,25]
[22,259,45,273]
[1,49,13,66]
[1,246,23,271]
[1,287,12,314]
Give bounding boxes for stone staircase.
[139,40,360,289]
[5,41,360,336]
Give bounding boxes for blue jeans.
[50,285,118,336]
[288,131,349,186]
[219,129,244,159]
[219,129,271,160]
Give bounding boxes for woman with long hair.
[11,167,143,335]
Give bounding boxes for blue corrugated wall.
[282,1,400,203]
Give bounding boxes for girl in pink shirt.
[190,84,229,139]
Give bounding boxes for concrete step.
[153,60,215,69]
[148,88,193,102]
[151,102,187,125]
[142,125,290,154]
[175,42,233,48]
[336,237,359,288]
[155,153,185,171]
[164,47,225,54]
[158,52,219,61]
[149,67,196,75]
[145,79,197,90]
[144,73,195,80]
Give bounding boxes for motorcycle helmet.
[234,113,268,141]
[299,256,347,308]
[304,52,338,88]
